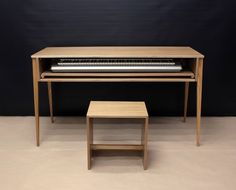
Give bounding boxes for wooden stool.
[86,101,149,170]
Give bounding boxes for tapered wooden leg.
[87,117,92,169]
[143,117,148,170]
[47,82,54,123]
[183,82,189,122]
[32,59,40,146]
[196,59,203,146]
[34,82,40,146]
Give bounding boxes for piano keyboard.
[51,58,182,73]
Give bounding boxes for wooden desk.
[31,46,204,146]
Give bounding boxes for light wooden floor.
[0,117,236,190]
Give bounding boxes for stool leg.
[141,121,144,145]
[90,118,93,144]
[87,117,92,169]
[143,117,148,170]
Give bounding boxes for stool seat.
[87,101,148,118]
[86,101,149,170]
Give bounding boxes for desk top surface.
[31,46,204,58]
[87,101,148,118]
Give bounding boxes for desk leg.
[183,82,189,122]
[47,82,54,123]
[196,59,203,146]
[32,59,40,146]
[33,82,39,146]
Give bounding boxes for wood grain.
[47,82,54,123]
[91,144,144,151]
[183,82,189,122]
[86,101,149,169]
[39,78,196,82]
[31,46,204,58]
[32,58,40,146]
[41,71,195,78]
[143,118,148,170]
[31,46,204,147]
[87,101,148,118]
[196,58,203,146]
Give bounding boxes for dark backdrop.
[0,0,235,116]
